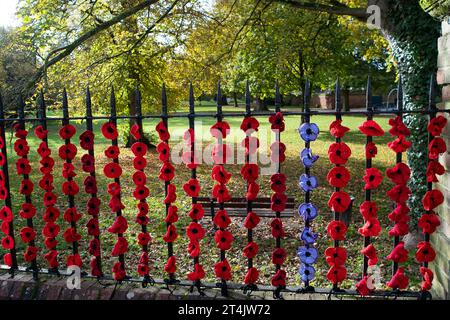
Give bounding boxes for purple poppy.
[299,264,315,282]
[297,246,318,264]
[298,203,318,221]
[298,123,319,142]
[300,148,319,168]
[301,227,318,245]
[299,174,318,192]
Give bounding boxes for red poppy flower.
[24,246,38,262]
[328,191,351,213]
[156,142,169,162]
[44,237,58,250]
[38,157,54,175]
[164,184,177,204]
[62,180,79,196]
[359,201,378,220]
[132,171,147,186]
[59,143,78,160]
[271,192,287,212]
[182,151,199,170]
[62,207,81,223]
[240,117,259,133]
[244,267,259,284]
[43,192,57,207]
[159,162,174,181]
[104,145,120,159]
[211,165,231,184]
[84,176,97,195]
[86,218,100,237]
[37,142,51,158]
[34,125,48,139]
[212,184,231,203]
[243,241,259,259]
[130,124,141,140]
[242,136,260,155]
[59,124,77,139]
[133,156,147,170]
[101,122,118,140]
[387,267,409,290]
[246,182,260,201]
[63,227,81,243]
[0,206,13,223]
[388,203,410,223]
[188,263,206,281]
[137,263,150,277]
[418,212,441,234]
[388,116,410,137]
[137,201,149,214]
[110,196,125,214]
[79,130,95,150]
[356,276,372,296]
[89,237,102,255]
[87,197,101,216]
[163,224,178,243]
[215,259,232,280]
[244,211,260,230]
[327,166,350,188]
[422,189,444,211]
[19,203,36,219]
[183,178,201,197]
[14,127,28,138]
[165,205,179,223]
[104,162,122,179]
[363,167,383,190]
[14,138,29,156]
[327,265,347,284]
[365,142,377,159]
[269,112,285,132]
[44,250,59,268]
[427,115,447,136]
[329,120,349,138]
[1,236,14,250]
[156,121,170,141]
[270,142,286,163]
[20,179,34,196]
[328,142,351,165]
[420,267,434,291]
[186,222,205,241]
[240,164,259,183]
[42,206,60,223]
[327,220,347,240]
[42,221,60,239]
[388,222,410,237]
[131,142,147,157]
[214,229,233,251]
[188,204,204,221]
[386,241,408,263]
[426,160,445,183]
[16,158,31,175]
[271,247,287,265]
[0,153,4,166]
[1,220,9,235]
[107,182,121,196]
[271,218,285,238]
[164,256,177,274]
[108,215,129,234]
[358,120,385,136]
[388,135,411,153]
[386,163,411,185]
[90,257,102,277]
[211,144,233,164]
[3,253,12,267]
[213,209,231,229]
[428,137,446,159]
[188,240,200,258]
[358,218,381,237]
[387,184,411,203]
[62,163,77,179]
[136,213,149,226]
[210,121,231,139]
[271,269,286,287]
[112,262,126,281]
[81,154,95,173]
[133,185,149,201]
[416,241,436,263]
[111,237,128,256]
[325,247,347,266]
[361,243,378,266]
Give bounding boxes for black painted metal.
[363,77,372,277]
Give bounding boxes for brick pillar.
[434,18,450,300]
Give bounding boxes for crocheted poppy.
[213,209,231,229]
[241,163,259,183]
[44,237,58,250]
[183,178,200,197]
[1,220,9,235]
[212,184,231,203]
[14,138,29,156]
[297,246,318,264]
[358,218,381,237]
[387,184,411,203]
[271,269,286,287]
[386,241,408,263]
[3,253,12,267]
[86,198,101,216]
[327,220,347,240]
[188,204,204,221]
[299,174,318,192]
[327,166,350,188]
[37,142,51,158]
[130,124,141,140]
[101,122,118,140]
[131,142,147,157]
[365,142,377,159]
[137,263,150,277]
[79,130,95,150]
[328,142,351,165]
[418,213,441,234]
[361,243,378,266]
[1,236,14,250]
[211,165,231,184]
[427,115,447,136]
[428,137,446,159]
[186,222,205,241]
[163,224,178,243]
[388,222,410,237]
[416,241,436,263]
[363,167,383,190]
[299,264,316,282]
[422,189,444,211]
[104,162,122,179]
[301,148,319,168]
[244,267,259,284]
[0,153,4,166]
[359,201,378,220]
[270,141,286,163]
[86,218,100,237]
[212,144,233,164]
[164,256,177,274]
[388,204,411,224]
[214,259,232,280]
[243,241,259,259]
[388,135,411,153]
[386,162,411,185]
[81,154,95,173]
[188,240,200,258]
[164,184,177,204]
[271,218,285,238]
[107,215,128,234]
[59,124,76,139]
[0,206,13,223]
[63,207,81,223]
[327,265,347,284]
[112,262,126,281]
[181,151,199,170]
[108,196,125,212]
[165,205,179,223]
[16,158,31,175]
[156,142,170,162]
[43,192,57,207]
[301,227,318,244]
[298,123,319,142]
[111,237,129,256]
[241,116,260,132]
[358,120,385,136]
[24,246,38,262]
[63,227,81,243]
[133,185,149,200]
[328,191,351,213]
[270,173,286,193]
[62,180,79,196]
[426,160,445,182]
[88,239,101,257]
[244,211,260,230]
[62,163,77,179]
[19,203,36,219]
[34,125,48,139]
[420,267,434,291]
[269,112,285,132]
[325,247,347,266]
[214,229,233,251]
[387,267,409,290]
[0,187,7,200]
[271,192,287,212]
[132,171,147,186]
[104,145,120,159]
[246,182,259,201]
[137,201,149,214]
[188,263,206,281]
[388,116,410,137]
[58,143,77,160]
[84,176,97,194]
[210,121,231,139]
[107,182,121,196]
[272,247,287,265]
[298,202,318,221]
[156,121,170,141]
[329,120,349,138]
[159,162,174,181]
[133,156,147,170]
[356,276,372,296]
[20,179,34,196]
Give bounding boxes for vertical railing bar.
[333,78,341,292]
[274,81,282,258]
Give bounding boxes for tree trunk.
[233,92,238,108]
[254,96,268,111]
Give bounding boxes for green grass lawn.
[0,102,421,291]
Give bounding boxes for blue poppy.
[300,148,319,168]
[298,123,319,142]
[299,264,315,282]
[297,246,318,264]
[301,227,318,245]
[299,174,318,192]
[298,203,318,221]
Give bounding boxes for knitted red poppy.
[387,184,411,203]
[356,276,372,296]
[164,256,177,274]
[101,122,118,140]
[14,127,28,139]
[358,120,385,136]
[133,185,149,200]
[388,204,410,224]
[62,180,79,196]
[359,201,378,220]
[329,120,349,138]
[0,206,13,222]
[271,269,286,287]
[328,142,351,165]
[243,242,259,259]
[103,162,122,179]
[14,138,29,156]
[86,218,100,237]
[42,221,60,238]
[388,116,410,137]
[387,267,409,290]
[39,174,54,192]
[388,135,411,153]
[20,179,34,196]
[214,229,233,251]
[132,171,147,186]
[327,220,347,240]
[240,116,260,132]
[37,141,51,157]
[183,178,200,197]
[240,163,259,183]
[159,162,174,181]
[186,222,205,241]
[363,167,383,190]
[130,124,141,140]
[212,144,232,164]
[418,212,441,234]
[164,184,177,204]
[44,237,58,250]
[327,265,347,284]
[108,196,125,212]
[188,204,204,221]
[183,128,194,145]
[428,137,446,159]
[19,203,36,219]
[156,142,170,162]
[427,115,447,136]
[79,130,95,150]
[131,142,147,157]
[242,136,260,155]
[163,224,178,243]
[211,165,232,184]
[244,211,260,230]
[386,162,411,185]
[358,218,381,237]
[213,209,231,229]
[270,142,286,163]
[88,239,101,256]
[81,154,95,173]
[111,237,128,256]
[3,253,12,267]
[212,184,231,203]
[107,182,121,196]
[165,205,179,223]
[328,191,351,213]
[20,227,36,243]
[104,145,120,159]
[59,124,77,139]
[34,125,48,139]
[108,215,128,234]
[16,158,31,175]
[43,206,60,222]
[422,189,444,211]
[270,218,285,238]
[420,267,434,291]
[156,121,170,141]
[210,121,231,139]
[416,241,436,263]
[386,241,408,263]
[24,246,38,262]
[43,192,57,206]
[327,166,350,188]
[62,163,77,179]
[426,160,445,182]
[269,112,285,132]
[388,222,410,237]
[244,267,259,284]
[188,240,200,258]
[188,263,206,281]
[112,262,125,281]
[361,243,378,266]
[58,143,77,160]
[83,176,97,195]
[271,192,287,212]
[325,247,347,266]
[63,228,81,243]
[214,259,232,280]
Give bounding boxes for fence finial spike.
[397,76,403,112]
[62,88,69,119]
[135,85,142,117]
[85,86,93,118]
[0,91,4,119]
[38,90,46,119]
[161,83,168,115]
[335,78,341,112]
[189,82,195,113]
[109,86,117,117]
[366,75,372,112]
[428,74,436,111]
[245,81,251,114]
[275,80,281,112]
[304,79,310,112]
